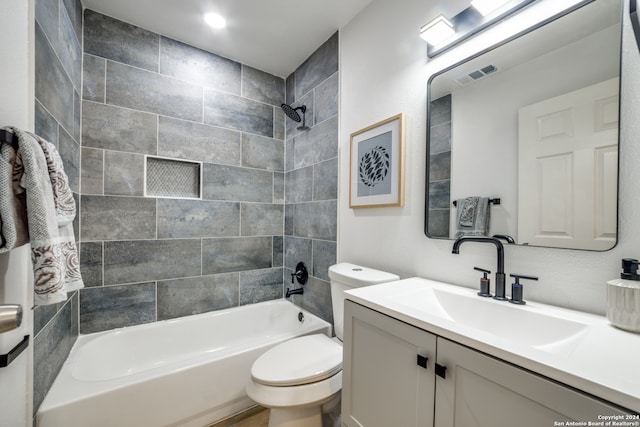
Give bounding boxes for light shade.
[204,13,226,29]
[419,15,455,46]
[471,0,512,16]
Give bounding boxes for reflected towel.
[3,126,83,305]
[455,197,490,238]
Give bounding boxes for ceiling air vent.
[455,64,498,85]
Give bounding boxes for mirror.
[426,0,622,251]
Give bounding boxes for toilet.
[246,263,399,427]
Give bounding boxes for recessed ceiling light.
[204,13,226,29]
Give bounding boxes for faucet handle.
[473,267,492,297]
[509,274,538,305]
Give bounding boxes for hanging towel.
[0,137,28,252]
[2,126,83,305]
[454,197,490,238]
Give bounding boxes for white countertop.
[345,277,640,413]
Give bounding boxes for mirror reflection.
[426,0,622,251]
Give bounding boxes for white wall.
[449,25,619,238]
[339,0,640,315]
[0,1,35,425]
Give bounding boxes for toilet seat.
[251,334,342,386]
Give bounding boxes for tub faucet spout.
[452,236,507,300]
[286,287,304,298]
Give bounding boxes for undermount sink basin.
[384,278,591,354]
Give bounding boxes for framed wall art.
[349,113,404,208]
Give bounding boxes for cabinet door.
[343,301,437,427]
[434,338,628,427]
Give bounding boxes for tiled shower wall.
[32,0,83,413]
[31,5,339,414]
[78,10,287,333]
[283,33,339,324]
[427,94,452,238]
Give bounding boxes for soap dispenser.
[606,258,640,333]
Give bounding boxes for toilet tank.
[328,263,399,340]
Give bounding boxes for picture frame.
[349,113,404,208]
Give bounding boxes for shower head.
[281,104,309,130]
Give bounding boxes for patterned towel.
[454,197,490,238]
[1,126,83,305]
[0,137,28,252]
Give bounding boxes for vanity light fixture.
[421,0,536,58]
[419,15,456,46]
[471,0,513,16]
[204,12,226,29]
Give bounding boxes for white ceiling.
[81,0,374,78]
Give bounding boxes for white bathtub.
[36,300,332,427]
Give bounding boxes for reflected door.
[518,78,618,250]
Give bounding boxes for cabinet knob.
[417,354,428,369]
[435,363,447,379]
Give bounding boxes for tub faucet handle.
[291,262,308,285]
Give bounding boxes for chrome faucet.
[452,236,507,301]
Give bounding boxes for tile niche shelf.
[144,155,203,199]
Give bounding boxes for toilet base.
[268,406,322,427]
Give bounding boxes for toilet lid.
[251,335,342,386]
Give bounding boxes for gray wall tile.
[274,107,285,141]
[82,101,157,154]
[79,282,156,334]
[202,237,272,275]
[80,195,156,241]
[284,204,294,236]
[312,240,336,281]
[242,133,284,171]
[285,73,295,105]
[286,167,313,203]
[157,199,240,238]
[273,236,284,267]
[290,115,338,169]
[35,22,74,134]
[158,116,241,165]
[106,61,203,122]
[203,164,273,202]
[293,201,337,240]
[34,299,76,413]
[274,172,284,204]
[240,268,283,305]
[313,159,337,201]
[58,127,80,193]
[204,89,273,137]
[104,239,202,285]
[160,36,241,94]
[36,0,58,50]
[284,237,312,272]
[104,151,145,196]
[429,151,451,182]
[157,274,239,320]
[294,32,338,100]
[84,9,159,71]
[241,204,284,236]
[57,2,82,90]
[288,276,333,324]
[428,180,451,209]
[81,148,103,195]
[82,54,105,102]
[242,65,284,106]
[430,94,451,127]
[35,100,58,146]
[62,0,82,42]
[428,209,450,238]
[314,72,338,124]
[73,90,80,142]
[80,242,103,287]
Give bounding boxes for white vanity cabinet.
[343,300,630,427]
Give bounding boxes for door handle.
[0,304,23,333]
